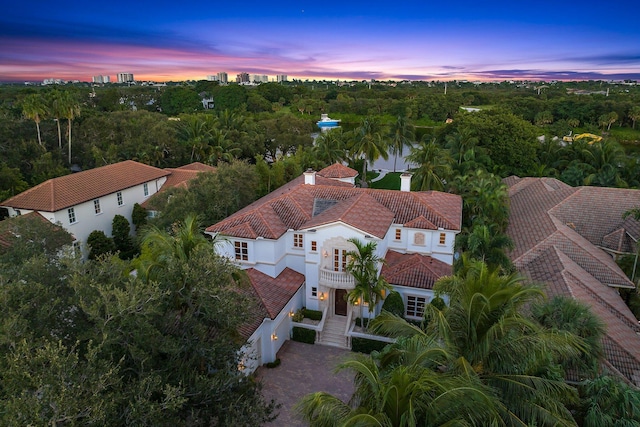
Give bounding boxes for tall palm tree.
[21,94,47,148]
[49,90,64,150]
[388,116,414,172]
[179,115,214,162]
[55,91,81,163]
[349,117,388,186]
[345,238,391,323]
[454,224,514,273]
[445,128,477,167]
[314,128,347,166]
[371,260,582,426]
[406,138,452,191]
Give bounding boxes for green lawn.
[370,172,401,190]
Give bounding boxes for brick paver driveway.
[256,340,355,426]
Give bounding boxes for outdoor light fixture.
[322,250,328,257]
[319,293,325,301]
[289,310,294,317]
[271,333,278,341]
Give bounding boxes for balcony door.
[333,248,347,272]
[335,289,347,316]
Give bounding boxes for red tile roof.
[1,160,169,212]
[382,250,452,289]
[317,163,358,179]
[207,173,462,239]
[506,176,640,385]
[0,212,73,250]
[141,164,217,209]
[238,268,305,339]
[176,162,217,172]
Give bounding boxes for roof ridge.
[411,192,460,230]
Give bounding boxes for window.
[117,191,123,206]
[414,232,425,246]
[293,233,303,248]
[94,199,101,215]
[143,183,149,197]
[439,232,446,245]
[311,287,317,297]
[234,241,248,261]
[406,295,428,318]
[15,209,21,216]
[333,248,347,272]
[395,228,401,240]
[72,241,81,258]
[311,241,317,252]
[68,207,76,224]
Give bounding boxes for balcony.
[319,268,355,289]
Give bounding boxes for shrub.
[292,327,316,344]
[382,291,404,317]
[302,308,322,321]
[87,230,115,260]
[291,309,304,322]
[430,296,446,310]
[131,203,148,230]
[264,358,281,368]
[351,337,389,354]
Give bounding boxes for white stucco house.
[0,160,214,258]
[206,163,462,372]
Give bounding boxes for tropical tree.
[179,114,214,162]
[450,169,510,230]
[454,225,514,272]
[388,116,414,172]
[21,94,47,147]
[314,128,347,166]
[629,106,640,130]
[406,138,452,191]
[445,128,478,167]
[345,238,391,324]
[48,89,64,149]
[578,375,640,427]
[55,90,81,163]
[372,265,581,426]
[349,117,388,186]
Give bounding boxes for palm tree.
[49,90,64,149]
[371,260,582,426]
[388,116,414,172]
[454,225,514,273]
[55,91,81,163]
[314,128,347,166]
[451,169,510,230]
[134,215,222,283]
[21,94,47,147]
[179,115,214,162]
[345,238,391,324]
[629,106,640,130]
[349,117,388,186]
[578,375,640,427]
[445,128,477,167]
[406,138,452,191]
[297,352,503,426]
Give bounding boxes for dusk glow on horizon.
[1,0,639,83]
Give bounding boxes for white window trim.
[405,294,428,319]
[117,191,124,206]
[68,207,77,224]
[293,233,304,249]
[143,183,149,197]
[94,199,102,215]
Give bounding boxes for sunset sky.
[1,0,638,83]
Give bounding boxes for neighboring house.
[0,211,74,255]
[141,162,216,216]
[505,176,640,386]
[207,164,462,370]
[0,161,213,258]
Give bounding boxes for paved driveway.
[256,340,354,426]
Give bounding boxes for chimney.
[304,169,316,185]
[400,173,412,192]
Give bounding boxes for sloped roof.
[176,162,217,172]
[506,176,640,385]
[382,250,452,289]
[141,164,217,209]
[238,268,305,339]
[0,212,73,251]
[207,172,462,239]
[1,160,169,212]
[317,163,358,179]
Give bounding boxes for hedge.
[302,308,323,321]
[382,291,405,317]
[351,337,390,354]
[292,326,316,344]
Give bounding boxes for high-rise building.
[207,75,218,81]
[93,75,110,84]
[236,73,250,84]
[217,72,228,84]
[251,74,269,83]
[117,73,134,83]
[276,74,288,83]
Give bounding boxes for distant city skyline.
[1,0,639,83]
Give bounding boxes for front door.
[335,289,347,316]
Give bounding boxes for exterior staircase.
[318,315,350,349]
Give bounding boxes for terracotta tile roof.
[237,268,305,339]
[207,172,462,239]
[382,250,452,289]
[317,163,358,179]
[1,160,169,212]
[176,162,217,172]
[301,193,395,238]
[506,176,640,385]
